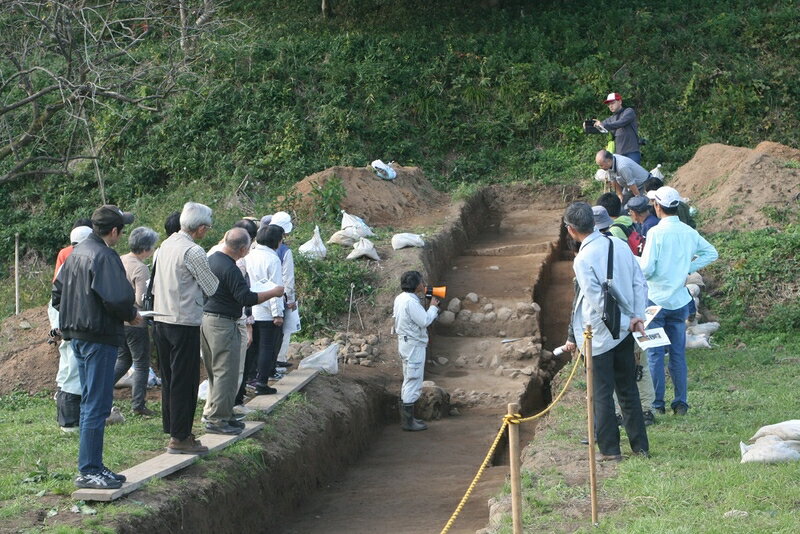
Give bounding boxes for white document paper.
[139,311,167,318]
[643,305,662,329]
[250,278,278,293]
[633,328,671,350]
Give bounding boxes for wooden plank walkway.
[72,367,319,502]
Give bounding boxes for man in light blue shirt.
[565,202,649,461]
[639,186,718,416]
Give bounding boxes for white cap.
[270,211,293,234]
[647,186,683,208]
[69,226,93,245]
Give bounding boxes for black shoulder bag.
[601,237,621,339]
[142,260,156,312]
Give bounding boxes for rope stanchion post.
[507,403,523,534]
[584,325,598,525]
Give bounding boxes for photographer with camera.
[593,92,643,164]
[392,271,440,432]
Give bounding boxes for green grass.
[494,340,800,533]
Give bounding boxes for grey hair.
[128,226,159,254]
[180,202,213,232]
[564,202,595,234]
[225,227,251,252]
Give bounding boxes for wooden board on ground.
[72,421,265,502]
[71,367,320,502]
[246,367,319,413]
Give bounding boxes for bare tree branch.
[0,0,229,184]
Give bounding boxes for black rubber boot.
[401,403,427,431]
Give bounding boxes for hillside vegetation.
[1,0,798,322]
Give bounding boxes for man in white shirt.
[243,224,285,395]
[392,271,439,431]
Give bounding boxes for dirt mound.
[291,165,447,226]
[670,143,800,233]
[0,306,58,395]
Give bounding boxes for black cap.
[627,196,651,213]
[91,205,134,228]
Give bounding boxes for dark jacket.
[52,232,137,346]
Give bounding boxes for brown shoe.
[167,434,209,455]
[133,407,156,417]
[597,454,623,462]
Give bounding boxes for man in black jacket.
[53,205,141,490]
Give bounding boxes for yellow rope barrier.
[439,348,585,534]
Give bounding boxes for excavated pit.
[109,186,575,534]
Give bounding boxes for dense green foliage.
[2,0,799,264]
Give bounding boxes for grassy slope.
[493,342,800,534]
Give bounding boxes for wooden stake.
[14,233,20,315]
[508,402,523,534]
[584,325,598,524]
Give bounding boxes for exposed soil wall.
[113,372,392,534]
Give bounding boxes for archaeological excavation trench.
[114,187,575,534]
[278,188,574,534]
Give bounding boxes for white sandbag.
[298,343,339,374]
[347,237,380,261]
[594,169,610,182]
[749,420,800,442]
[371,159,397,180]
[740,435,800,463]
[299,225,327,259]
[686,333,712,349]
[341,210,375,237]
[687,322,720,337]
[650,163,664,179]
[686,272,705,287]
[391,233,425,250]
[327,226,361,246]
[198,379,209,401]
[147,367,161,388]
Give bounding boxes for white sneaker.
[233,404,254,415]
[61,426,79,433]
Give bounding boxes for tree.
[0,0,223,187]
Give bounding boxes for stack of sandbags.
[741,420,800,463]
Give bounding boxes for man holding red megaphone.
[392,271,442,431]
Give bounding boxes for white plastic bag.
[347,237,380,261]
[391,233,425,250]
[327,226,361,246]
[740,435,800,463]
[299,225,327,259]
[594,169,611,182]
[650,163,664,179]
[371,159,397,180]
[341,210,375,237]
[749,420,800,442]
[298,343,339,374]
[198,379,209,400]
[283,303,301,334]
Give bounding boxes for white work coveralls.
[392,292,438,404]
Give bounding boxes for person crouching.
[392,271,440,431]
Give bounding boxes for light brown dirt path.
[280,204,570,534]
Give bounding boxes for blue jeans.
[621,151,641,164]
[72,339,118,475]
[646,301,690,411]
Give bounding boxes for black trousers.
[593,333,649,456]
[255,320,283,384]
[153,323,200,441]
